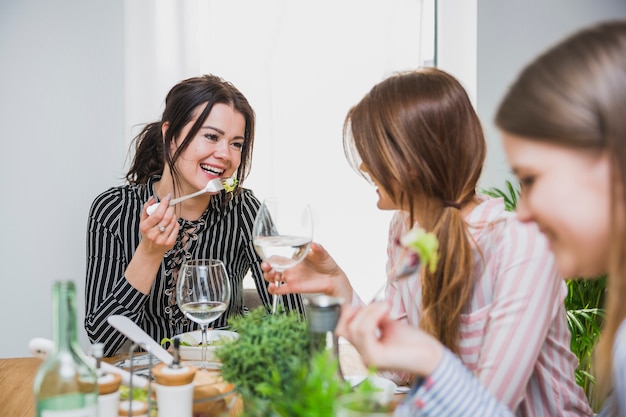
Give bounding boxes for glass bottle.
[304,294,345,381]
[33,281,98,416]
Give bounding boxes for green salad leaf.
[160,334,232,348]
[400,224,439,273]
[119,385,149,402]
[159,337,193,347]
[223,177,238,193]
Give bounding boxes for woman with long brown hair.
[262,68,590,416]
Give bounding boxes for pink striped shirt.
[381,197,592,416]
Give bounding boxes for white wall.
[2,0,625,359]
[436,0,478,105]
[475,0,626,190]
[436,0,626,191]
[0,0,125,358]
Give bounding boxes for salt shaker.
[93,343,122,417]
[118,400,149,417]
[152,338,197,417]
[304,294,345,381]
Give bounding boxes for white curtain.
[124,0,434,300]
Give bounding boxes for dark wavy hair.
[126,74,256,199]
[344,68,486,353]
[496,20,626,402]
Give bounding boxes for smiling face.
[501,131,612,279]
[169,103,246,196]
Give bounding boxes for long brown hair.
[344,68,486,353]
[495,20,626,401]
[125,74,256,198]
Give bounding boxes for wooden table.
[0,356,40,417]
[0,344,389,416]
[0,355,128,417]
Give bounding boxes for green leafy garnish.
[159,337,193,347]
[160,335,232,348]
[223,177,238,193]
[119,385,149,402]
[119,386,157,417]
[400,225,439,273]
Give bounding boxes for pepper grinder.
[152,338,197,417]
[93,343,122,417]
[304,294,345,381]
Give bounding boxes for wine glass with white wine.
[176,259,231,370]
[253,198,313,313]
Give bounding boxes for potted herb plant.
[214,307,352,416]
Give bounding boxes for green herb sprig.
[215,307,354,416]
[400,225,439,273]
[223,177,238,193]
[215,307,310,400]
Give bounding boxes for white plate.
[171,330,238,362]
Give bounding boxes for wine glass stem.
[271,272,284,314]
[200,324,208,370]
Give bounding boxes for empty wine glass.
[253,198,313,313]
[176,259,231,370]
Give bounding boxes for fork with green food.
[147,177,238,215]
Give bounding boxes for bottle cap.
[152,362,197,386]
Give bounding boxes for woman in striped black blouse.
[84,74,304,356]
[264,67,591,416]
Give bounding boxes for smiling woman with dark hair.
[84,74,304,356]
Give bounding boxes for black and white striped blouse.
[85,176,305,356]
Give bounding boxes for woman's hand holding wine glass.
[253,198,313,313]
[176,259,231,370]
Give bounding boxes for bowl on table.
[192,369,242,417]
[170,330,238,362]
